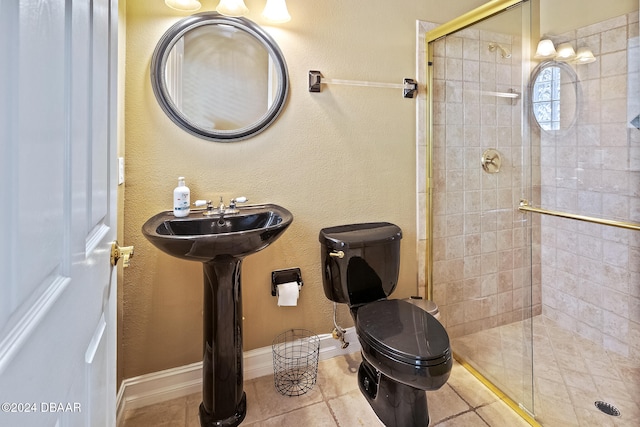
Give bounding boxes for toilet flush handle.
[329,250,344,259]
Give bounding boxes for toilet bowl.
[319,222,452,427]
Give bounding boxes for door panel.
[15,0,67,311]
[0,0,118,426]
[91,0,110,228]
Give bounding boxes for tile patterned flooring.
[122,353,530,427]
[453,316,640,427]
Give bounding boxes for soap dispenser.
[173,177,190,217]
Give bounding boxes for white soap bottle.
[173,177,190,217]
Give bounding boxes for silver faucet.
[217,197,226,213]
[193,196,247,216]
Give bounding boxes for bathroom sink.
[142,203,293,426]
[142,204,293,262]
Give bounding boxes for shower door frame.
[424,0,540,425]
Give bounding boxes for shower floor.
[453,315,640,426]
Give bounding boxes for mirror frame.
[528,60,580,135]
[150,12,290,142]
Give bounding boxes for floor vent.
[595,401,621,417]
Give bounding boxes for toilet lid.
[356,299,450,367]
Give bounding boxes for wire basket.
[272,329,320,396]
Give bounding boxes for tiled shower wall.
[538,13,640,360]
[429,27,541,339]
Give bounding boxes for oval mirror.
[151,12,289,142]
[529,61,579,133]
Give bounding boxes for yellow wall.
[120,0,492,381]
[541,0,637,34]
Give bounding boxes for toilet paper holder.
[271,268,303,296]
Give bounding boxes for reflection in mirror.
[152,12,289,142]
[530,61,578,133]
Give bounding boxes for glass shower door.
[426,0,536,418]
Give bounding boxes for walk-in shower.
[425,0,640,425]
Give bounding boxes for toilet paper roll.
[277,282,299,306]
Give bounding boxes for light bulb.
[165,0,202,12]
[555,43,576,61]
[573,47,596,64]
[216,0,249,17]
[262,0,291,23]
[534,39,556,59]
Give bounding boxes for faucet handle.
[226,196,248,213]
[194,199,218,216]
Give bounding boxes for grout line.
[324,398,341,427]
[445,382,493,426]
[431,407,490,427]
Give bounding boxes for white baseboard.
[116,327,359,426]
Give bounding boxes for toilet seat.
[356,299,451,377]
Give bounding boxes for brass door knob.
[111,241,134,268]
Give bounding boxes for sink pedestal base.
[200,258,246,427]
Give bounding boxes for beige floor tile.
[426,384,471,425]
[535,376,572,403]
[535,395,579,427]
[185,393,201,427]
[446,362,498,408]
[122,396,187,427]
[246,373,324,423]
[326,388,384,427]
[476,400,531,427]
[316,352,361,399]
[561,368,597,392]
[432,410,489,427]
[575,410,617,427]
[241,380,268,424]
[243,402,337,427]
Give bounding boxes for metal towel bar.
[518,199,640,231]
[308,70,418,98]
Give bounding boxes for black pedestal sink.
[142,204,293,427]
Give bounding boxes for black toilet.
[319,222,452,427]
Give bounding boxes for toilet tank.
[319,223,402,306]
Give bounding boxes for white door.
[0,0,119,426]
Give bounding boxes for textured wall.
[120,0,486,381]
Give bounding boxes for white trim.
[116,327,360,426]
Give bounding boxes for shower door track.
[519,199,640,231]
